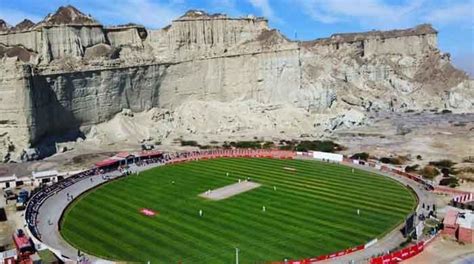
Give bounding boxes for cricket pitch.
[199,181,261,200]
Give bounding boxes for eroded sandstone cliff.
[0,6,471,162]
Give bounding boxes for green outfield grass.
[60,158,416,263]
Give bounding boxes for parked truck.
[12,229,36,263]
[15,190,29,211]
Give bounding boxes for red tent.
[115,152,132,159]
[137,150,162,158]
[95,158,120,168]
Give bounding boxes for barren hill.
[11,19,35,32]
[0,5,472,162]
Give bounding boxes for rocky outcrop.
[0,61,35,161]
[447,80,474,112]
[0,6,471,162]
[106,25,147,48]
[0,20,9,32]
[0,6,106,62]
[0,44,34,62]
[146,10,274,62]
[11,19,35,32]
[34,5,99,27]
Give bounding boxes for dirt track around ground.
[402,236,474,264]
[199,181,261,200]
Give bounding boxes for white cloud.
[296,0,474,30]
[297,0,425,28]
[247,0,282,23]
[77,0,182,28]
[0,8,43,25]
[209,0,237,9]
[424,1,474,26]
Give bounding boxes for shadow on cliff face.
[22,74,86,161]
[23,130,85,161]
[21,64,164,161]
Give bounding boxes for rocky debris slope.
[335,112,474,164]
[447,80,474,111]
[0,6,472,162]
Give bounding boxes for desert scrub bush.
[351,152,370,161]
[439,176,459,188]
[233,141,262,149]
[405,164,419,173]
[279,144,295,150]
[379,156,408,165]
[180,140,199,147]
[452,166,474,182]
[440,167,451,177]
[262,141,275,149]
[419,165,439,179]
[295,140,344,153]
[278,140,297,151]
[222,141,265,149]
[429,159,456,168]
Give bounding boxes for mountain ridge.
[0,5,471,162]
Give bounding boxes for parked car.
[3,189,17,200]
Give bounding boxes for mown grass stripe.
[61,158,416,263]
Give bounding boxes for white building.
[0,175,17,189]
[32,170,59,186]
[311,151,343,162]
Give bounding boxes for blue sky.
[1,0,473,75]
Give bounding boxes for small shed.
[443,209,474,244]
[443,210,458,236]
[32,170,59,185]
[457,211,474,244]
[0,175,17,189]
[15,175,32,187]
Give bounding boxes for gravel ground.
[403,236,474,264]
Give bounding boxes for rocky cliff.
[0,6,471,162]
